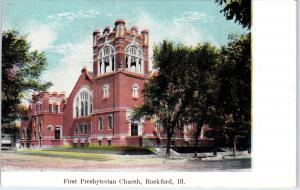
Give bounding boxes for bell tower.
[92,19,149,76]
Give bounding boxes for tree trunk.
[166,132,171,158]
[233,135,237,157]
[194,130,200,158]
[213,139,217,156]
[194,122,202,158]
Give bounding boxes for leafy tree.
[182,43,220,157]
[215,0,251,29]
[133,41,194,158]
[216,33,251,156]
[2,30,52,131]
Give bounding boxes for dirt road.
[1,151,251,172]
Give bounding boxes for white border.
[1,0,297,188]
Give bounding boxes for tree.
[2,30,52,131]
[182,43,220,157]
[215,0,251,29]
[216,33,251,156]
[133,41,194,158]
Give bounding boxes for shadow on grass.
[47,146,155,155]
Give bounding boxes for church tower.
[89,20,155,146]
[92,19,149,76]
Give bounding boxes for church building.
[20,20,213,148]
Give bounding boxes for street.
[1,150,251,172]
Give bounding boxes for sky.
[3,0,247,97]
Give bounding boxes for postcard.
[1,0,296,188]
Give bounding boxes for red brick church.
[20,20,213,148]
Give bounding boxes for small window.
[132,84,139,98]
[108,140,112,146]
[39,122,43,132]
[34,117,37,125]
[22,130,26,138]
[47,126,52,132]
[40,104,43,113]
[55,105,60,113]
[98,140,102,146]
[108,115,113,129]
[98,117,103,130]
[103,84,109,98]
[34,131,37,139]
[49,104,53,113]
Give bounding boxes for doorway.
[131,123,138,136]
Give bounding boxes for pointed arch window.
[125,45,144,74]
[73,87,93,118]
[99,44,115,75]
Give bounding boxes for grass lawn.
[18,149,114,161]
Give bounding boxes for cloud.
[27,24,57,51]
[43,36,93,96]
[173,11,215,24]
[48,10,99,21]
[130,12,209,69]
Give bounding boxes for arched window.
[74,124,79,134]
[132,84,139,98]
[99,44,115,75]
[73,87,93,118]
[108,115,113,129]
[80,123,89,134]
[125,45,144,74]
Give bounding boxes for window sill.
[132,96,139,100]
[103,97,109,100]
